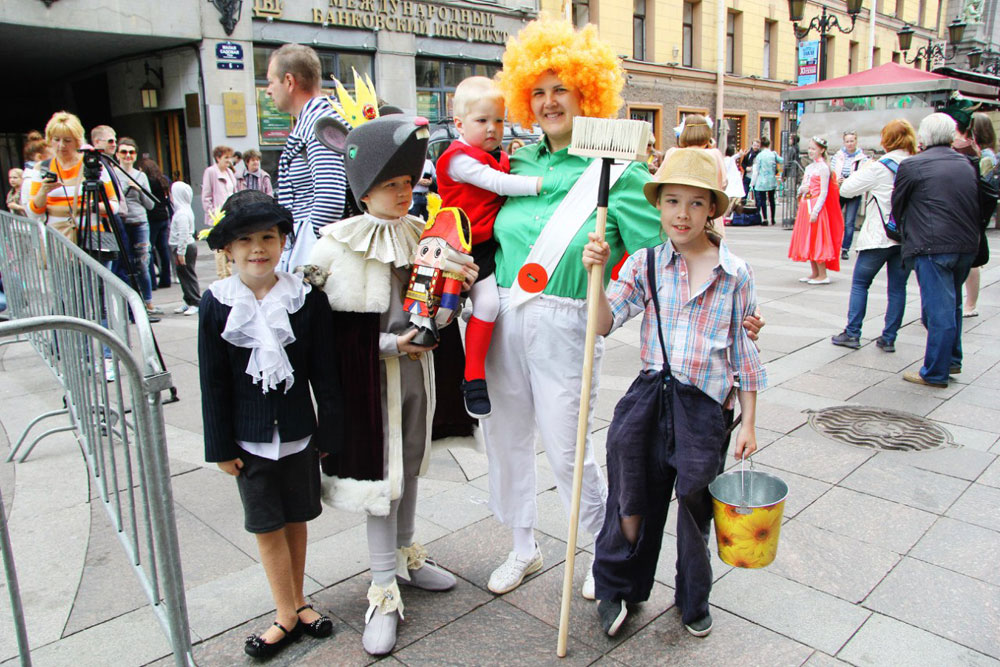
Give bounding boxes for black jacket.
[891,145,980,261]
[199,287,343,463]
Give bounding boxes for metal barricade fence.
[0,212,194,666]
[781,160,804,229]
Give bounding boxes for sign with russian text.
[216,42,244,61]
[797,40,819,86]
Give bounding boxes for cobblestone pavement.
[2,227,999,666]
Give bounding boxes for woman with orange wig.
[480,16,763,600]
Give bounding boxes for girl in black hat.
[198,190,344,658]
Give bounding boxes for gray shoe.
[831,331,860,349]
[685,612,713,637]
[875,336,895,353]
[598,599,627,637]
[362,608,399,656]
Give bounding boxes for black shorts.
[471,238,497,283]
[235,446,322,533]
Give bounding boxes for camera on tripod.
[79,147,105,182]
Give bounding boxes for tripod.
[76,153,179,403]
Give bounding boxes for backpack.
[875,157,902,242]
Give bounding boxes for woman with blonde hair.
[28,111,120,261]
[830,119,917,352]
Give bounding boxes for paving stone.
[864,557,1000,657]
[753,402,810,436]
[846,385,944,417]
[710,567,871,655]
[979,456,1000,488]
[609,606,813,667]
[949,384,1000,411]
[802,651,852,666]
[778,372,871,401]
[839,455,970,514]
[312,571,493,654]
[394,599,600,666]
[927,399,1000,433]
[414,482,492,531]
[932,422,1000,452]
[910,517,1000,586]
[424,447,471,484]
[874,371,967,400]
[534,488,595,549]
[877,446,995,481]
[422,517,566,593]
[945,482,1000,532]
[744,463,832,518]
[446,445,488,482]
[655,526,732,587]
[841,613,1000,667]
[503,555,674,652]
[796,486,936,554]
[752,433,874,484]
[766,520,900,603]
[812,361,894,385]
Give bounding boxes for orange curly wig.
[496,15,624,129]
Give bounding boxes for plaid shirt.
[607,242,767,405]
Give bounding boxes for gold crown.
[331,69,380,127]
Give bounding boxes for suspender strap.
[645,247,671,377]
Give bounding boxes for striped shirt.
[277,96,348,237]
[607,242,767,405]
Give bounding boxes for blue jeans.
[123,222,152,303]
[841,196,862,251]
[845,246,911,343]
[755,189,776,224]
[914,253,975,384]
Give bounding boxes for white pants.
[482,288,607,537]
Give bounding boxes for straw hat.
[643,148,729,214]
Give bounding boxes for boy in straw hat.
[582,148,767,638]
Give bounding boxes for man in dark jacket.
[891,113,981,388]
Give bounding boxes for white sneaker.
[183,306,199,316]
[103,358,116,383]
[173,304,189,314]
[582,564,596,600]
[488,546,543,594]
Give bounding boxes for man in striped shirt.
[266,44,348,269]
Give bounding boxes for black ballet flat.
[297,604,334,638]
[244,620,301,659]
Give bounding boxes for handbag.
[604,249,728,514]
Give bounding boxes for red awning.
[795,62,950,91]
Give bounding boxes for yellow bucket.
[709,457,788,569]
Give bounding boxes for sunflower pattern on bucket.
[713,504,784,569]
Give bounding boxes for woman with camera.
[28,111,120,262]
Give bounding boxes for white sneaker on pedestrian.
[183,306,199,316]
[173,304,189,314]
[582,564,596,600]
[488,546,543,594]
[103,358,116,383]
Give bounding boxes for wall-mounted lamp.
[141,62,163,109]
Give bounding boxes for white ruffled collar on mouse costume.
[324,213,425,268]
[210,271,311,393]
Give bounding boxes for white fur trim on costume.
[418,352,435,476]
[320,475,391,516]
[386,356,404,502]
[431,424,485,454]
[308,233,391,314]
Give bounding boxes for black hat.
[206,190,294,250]
[314,115,430,209]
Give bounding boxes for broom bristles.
[569,117,651,162]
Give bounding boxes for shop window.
[724,114,745,152]
[633,0,647,61]
[629,106,661,148]
[253,45,372,85]
[415,58,500,122]
[758,116,778,144]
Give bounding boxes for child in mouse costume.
[306,110,476,656]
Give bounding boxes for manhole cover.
[806,406,952,452]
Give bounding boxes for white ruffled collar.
[323,213,425,267]
[210,271,311,393]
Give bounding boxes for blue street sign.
[216,42,244,61]
[217,61,245,70]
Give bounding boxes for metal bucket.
[709,457,788,569]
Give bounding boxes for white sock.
[512,526,535,559]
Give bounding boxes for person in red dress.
[788,136,845,285]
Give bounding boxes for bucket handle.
[736,455,754,515]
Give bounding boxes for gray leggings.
[367,475,418,584]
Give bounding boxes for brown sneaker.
[902,371,947,388]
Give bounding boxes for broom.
[557,116,650,658]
